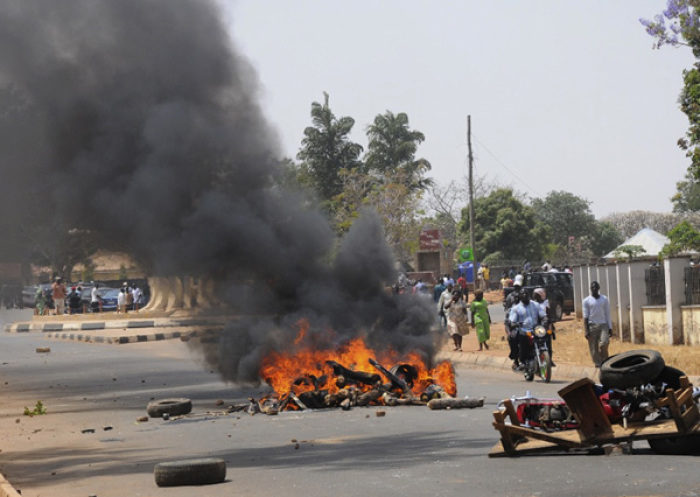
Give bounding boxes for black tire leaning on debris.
[654,365,686,390]
[146,398,192,418]
[599,350,665,390]
[154,458,226,487]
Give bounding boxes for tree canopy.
[296,92,363,204]
[364,111,433,192]
[532,190,596,246]
[458,188,548,263]
[642,2,700,210]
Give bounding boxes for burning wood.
[254,325,464,412]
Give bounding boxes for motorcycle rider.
[503,275,524,370]
[532,287,555,367]
[509,290,546,372]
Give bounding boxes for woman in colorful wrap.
[470,290,492,350]
[444,290,469,351]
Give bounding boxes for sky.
[220,1,696,219]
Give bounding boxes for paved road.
[0,309,698,497]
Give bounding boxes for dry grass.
[552,318,700,376]
[481,290,700,376]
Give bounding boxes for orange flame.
[259,320,456,403]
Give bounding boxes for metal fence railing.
[645,266,665,306]
[685,266,700,305]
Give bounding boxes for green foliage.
[660,220,700,257]
[531,191,596,246]
[296,92,363,204]
[613,244,647,260]
[672,170,700,212]
[364,111,433,192]
[641,3,700,182]
[23,400,46,416]
[589,220,624,257]
[458,188,548,262]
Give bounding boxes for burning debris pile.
[236,325,483,413]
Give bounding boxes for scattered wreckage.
[490,350,700,457]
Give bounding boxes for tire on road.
[648,435,700,455]
[146,398,192,418]
[154,458,226,487]
[599,350,665,389]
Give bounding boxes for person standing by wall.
[582,281,612,369]
[482,264,490,291]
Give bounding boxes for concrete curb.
[3,317,229,333]
[437,351,597,380]
[0,473,21,497]
[44,327,221,345]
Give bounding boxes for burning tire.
[154,458,226,487]
[599,350,665,390]
[146,398,192,418]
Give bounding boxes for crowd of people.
[34,277,145,315]
[433,273,492,353]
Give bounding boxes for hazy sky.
[221,1,695,219]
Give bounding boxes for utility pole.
[467,115,476,265]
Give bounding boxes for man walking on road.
[582,281,612,368]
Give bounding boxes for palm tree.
[364,111,433,192]
[296,93,363,203]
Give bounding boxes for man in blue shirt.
[509,291,545,370]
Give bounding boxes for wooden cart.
[489,376,700,457]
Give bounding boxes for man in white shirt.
[582,281,612,368]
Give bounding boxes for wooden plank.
[492,422,586,448]
[558,378,613,441]
[502,399,520,427]
[680,406,700,432]
[492,410,517,456]
[488,438,575,458]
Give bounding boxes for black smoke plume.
[0,0,439,384]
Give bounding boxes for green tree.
[641,2,700,178]
[296,93,363,204]
[660,220,700,256]
[531,190,596,246]
[364,111,433,192]
[458,188,548,263]
[672,170,700,211]
[588,220,624,257]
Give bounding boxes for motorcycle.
[521,324,553,383]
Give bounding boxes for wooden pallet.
[489,376,700,457]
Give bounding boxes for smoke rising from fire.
[0,0,439,383]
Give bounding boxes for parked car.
[97,288,121,312]
[503,271,575,321]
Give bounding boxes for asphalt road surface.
[0,309,698,497]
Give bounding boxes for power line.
[471,133,543,198]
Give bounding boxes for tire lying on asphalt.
[154,458,226,487]
[648,435,700,455]
[599,350,665,390]
[146,398,192,418]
